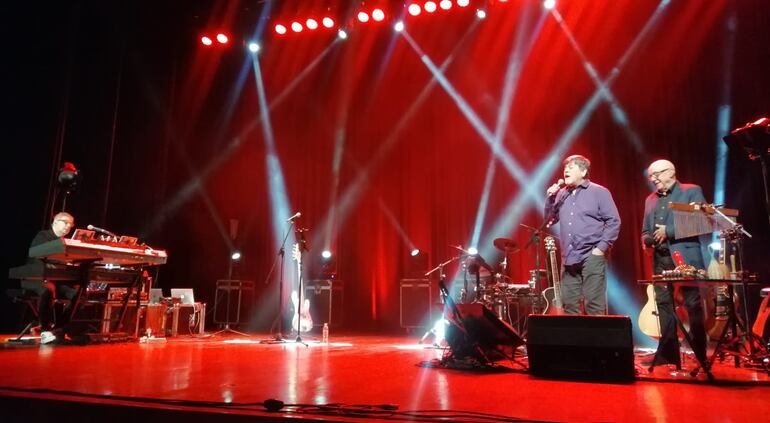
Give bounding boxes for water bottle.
[322,323,329,343]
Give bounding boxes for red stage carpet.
[1,333,768,422]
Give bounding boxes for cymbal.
[493,237,519,253]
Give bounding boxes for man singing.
[642,159,708,366]
[545,155,621,315]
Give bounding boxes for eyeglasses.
[648,168,671,181]
[55,219,74,226]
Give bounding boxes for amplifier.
[304,279,343,327]
[400,279,432,329]
[170,303,206,336]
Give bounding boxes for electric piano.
[8,237,168,341]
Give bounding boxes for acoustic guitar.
[541,236,564,315]
[638,284,661,339]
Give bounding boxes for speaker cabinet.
[400,279,432,329]
[304,279,344,327]
[526,315,635,383]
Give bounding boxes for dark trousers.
[653,252,707,365]
[20,280,78,330]
[561,254,607,315]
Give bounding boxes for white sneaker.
[40,331,57,344]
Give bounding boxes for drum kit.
[450,236,548,332]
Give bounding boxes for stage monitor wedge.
[527,314,635,383]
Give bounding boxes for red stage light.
[306,18,318,30]
[200,36,213,46]
[372,8,385,21]
[440,0,452,10]
[291,21,303,32]
[216,33,228,44]
[457,0,470,7]
[424,1,437,13]
[322,17,335,28]
[357,12,370,23]
[408,4,422,16]
[275,24,287,34]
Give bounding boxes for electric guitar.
[542,236,564,315]
[291,243,313,333]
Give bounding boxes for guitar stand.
[697,284,770,376]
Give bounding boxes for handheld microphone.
[286,212,301,222]
[87,224,118,238]
[548,179,566,197]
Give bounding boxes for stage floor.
[1,332,769,422]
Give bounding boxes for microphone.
[286,212,301,222]
[87,224,118,238]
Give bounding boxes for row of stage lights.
[200,0,557,49]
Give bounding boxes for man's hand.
[653,224,667,243]
[591,247,604,256]
[546,183,562,196]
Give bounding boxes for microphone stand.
[261,221,295,343]
[419,255,462,344]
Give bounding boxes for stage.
[1,332,768,422]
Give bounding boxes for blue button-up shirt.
[544,180,621,265]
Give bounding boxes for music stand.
[723,117,770,226]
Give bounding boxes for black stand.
[261,222,295,343]
[420,255,461,344]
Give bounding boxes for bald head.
[647,159,677,192]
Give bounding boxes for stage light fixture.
[247,42,260,53]
[321,250,333,259]
[424,1,437,13]
[231,251,242,261]
[291,21,303,32]
[457,0,470,7]
[275,24,287,34]
[544,0,556,10]
[338,29,348,39]
[411,248,420,257]
[468,247,478,255]
[476,9,486,19]
[216,33,229,44]
[408,3,422,16]
[306,18,319,30]
[358,11,370,23]
[201,36,213,46]
[372,8,385,21]
[322,17,335,28]
[440,0,452,10]
[394,21,405,32]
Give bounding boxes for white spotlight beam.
[401,31,541,207]
[479,0,672,254]
[470,7,549,249]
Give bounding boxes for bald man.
[641,159,708,367]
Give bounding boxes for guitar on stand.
[541,236,564,315]
[291,239,313,338]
